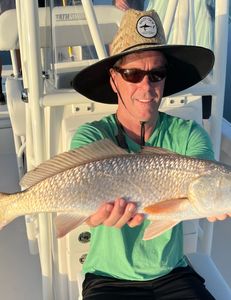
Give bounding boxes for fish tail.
[0,192,15,229]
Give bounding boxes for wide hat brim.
[72,44,214,104]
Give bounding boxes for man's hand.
[207,213,231,222]
[86,198,145,228]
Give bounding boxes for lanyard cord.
[114,114,146,148]
[140,121,146,147]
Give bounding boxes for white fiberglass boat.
[0,1,231,299]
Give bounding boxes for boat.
[0,1,231,299]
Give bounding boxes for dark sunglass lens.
[149,69,167,82]
[123,69,144,83]
[116,67,167,83]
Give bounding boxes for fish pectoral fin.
[55,213,88,238]
[144,197,189,214]
[143,220,179,240]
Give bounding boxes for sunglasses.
[113,66,167,83]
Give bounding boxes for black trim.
[202,95,212,119]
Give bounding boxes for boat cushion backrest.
[52,5,123,48]
[0,9,18,50]
[0,5,123,51]
[0,7,51,51]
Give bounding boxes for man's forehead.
[120,50,167,65]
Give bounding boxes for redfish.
[0,139,231,240]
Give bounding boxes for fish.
[0,138,231,240]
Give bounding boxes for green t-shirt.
[71,112,214,281]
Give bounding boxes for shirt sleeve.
[70,123,105,150]
[185,121,215,160]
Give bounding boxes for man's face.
[110,51,167,123]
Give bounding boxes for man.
[71,9,229,300]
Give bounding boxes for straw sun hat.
[72,9,214,104]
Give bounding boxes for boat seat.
[159,95,203,125]
[0,7,51,76]
[0,7,51,51]
[5,77,25,137]
[5,76,26,171]
[0,10,19,50]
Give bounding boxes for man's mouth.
[136,98,153,103]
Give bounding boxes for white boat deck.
[0,218,43,300]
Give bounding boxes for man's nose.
[139,74,154,88]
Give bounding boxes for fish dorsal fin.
[20,139,128,189]
[140,146,175,155]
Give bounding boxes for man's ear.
[109,69,117,93]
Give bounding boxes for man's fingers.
[207,216,216,222]
[207,213,231,222]
[127,213,145,228]
[86,198,145,228]
[103,198,127,227]
[113,202,137,228]
[86,202,114,227]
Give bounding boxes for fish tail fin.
[0,192,15,229]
